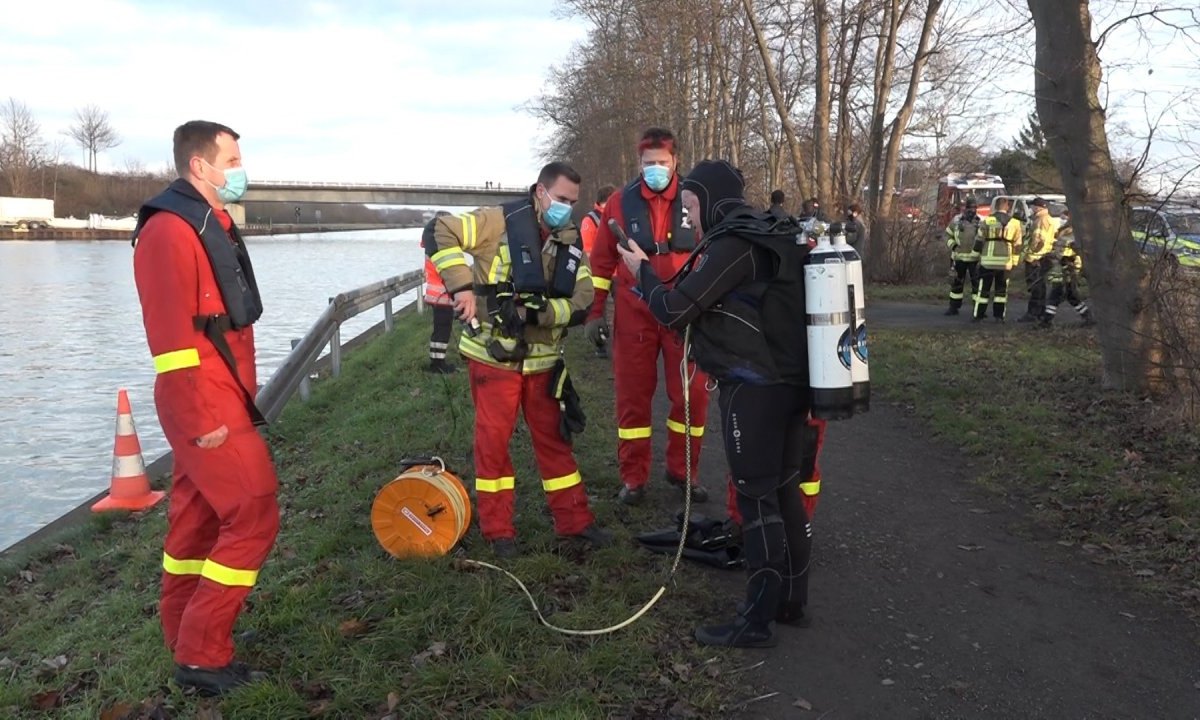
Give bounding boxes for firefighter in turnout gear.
[973,197,1023,322]
[132,121,277,696]
[421,211,458,373]
[944,196,983,315]
[1041,209,1094,327]
[429,162,612,558]
[1017,197,1056,322]
[584,127,710,506]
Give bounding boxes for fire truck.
[933,172,1007,229]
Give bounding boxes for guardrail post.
[292,339,311,402]
[416,293,425,315]
[331,324,342,378]
[384,296,394,332]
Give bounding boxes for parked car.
[1129,206,1200,269]
[991,194,1067,228]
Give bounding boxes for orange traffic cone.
[92,389,165,513]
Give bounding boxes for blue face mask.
[542,193,572,229]
[205,162,248,203]
[643,164,671,192]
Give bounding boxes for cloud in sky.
[1,0,588,185]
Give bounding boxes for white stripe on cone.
[113,452,147,478]
[116,412,137,436]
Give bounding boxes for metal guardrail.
[248,180,518,192]
[256,270,425,421]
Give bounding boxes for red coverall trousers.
[612,282,709,489]
[469,360,595,540]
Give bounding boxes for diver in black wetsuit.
[615,159,814,648]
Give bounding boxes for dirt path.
[620,304,1198,720]
[869,300,1087,330]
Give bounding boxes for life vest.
[949,215,982,260]
[132,179,266,425]
[979,212,1015,271]
[132,179,263,330]
[681,208,810,386]
[497,198,581,300]
[620,179,697,255]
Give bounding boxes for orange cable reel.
[370,457,471,558]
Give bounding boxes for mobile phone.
[608,219,637,252]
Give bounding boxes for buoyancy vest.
[681,208,810,386]
[132,179,263,330]
[498,198,582,300]
[620,180,697,255]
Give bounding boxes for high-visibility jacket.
[1022,211,1056,263]
[422,257,453,307]
[579,203,603,257]
[430,202,594,374]
[945,213,982,261]
[978,213,1023,270]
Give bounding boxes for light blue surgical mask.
[643,164,671,192]
[205,161,248,204]
[542,193,572,229]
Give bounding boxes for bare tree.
[67,105,121,173]
[0,98,46,196]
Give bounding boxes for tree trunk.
[743,0,809,204]
[836,5,867,202]
[865,0,903,269]
[1027,0,1157,391]
[812,0,833,210]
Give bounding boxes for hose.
[457,326,697,636]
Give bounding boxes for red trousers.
[468,361,595,540]
[727,418,826,524]
[160,428,279,668]
[612,288,709,488]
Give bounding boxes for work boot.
[994,317,1005,324]
[594,344,609,359]
[173,662,263,697]
[490,538,519,558]
[943,308,959,316]
[971,316,984,323]
[666,474,709,503]
[561,524,614,549]
[1080,313,1096,327]
[618,484,645,506]
[1016,314,1037,323]
[694,614,777,648]
[425,360,458,374]
[776,601,814,628]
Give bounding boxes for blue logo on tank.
[854,324,869,363]
[837,328,853,369]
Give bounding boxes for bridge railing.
[256,270,425,421]
[248,180,520,192]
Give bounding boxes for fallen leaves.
[793,696,814,710]
[99,702,137,720]
[411,641,448,667]
[31,690,61,710]
[956,544,984,552]
[337,619,370,638]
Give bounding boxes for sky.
[1,0,589,186]
[2,1,1196,193]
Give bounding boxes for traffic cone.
[92,389,165,513]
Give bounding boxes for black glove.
[549,359,586,444]
[490,295,524,338]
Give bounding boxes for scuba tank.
[831,223,870,414]
[803,223,855,420]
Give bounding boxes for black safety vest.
[132,179,263,329]
[499,198,582,299]
[683,208,810,386]
[620,179,697,255]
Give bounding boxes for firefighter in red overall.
[132,121,278,696]
[585,128,710,505]
[430,162,612,558]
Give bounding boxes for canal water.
[0,228,432,551]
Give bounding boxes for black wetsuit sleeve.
[635,237,761,331]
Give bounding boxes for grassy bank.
[871,325,1200,614]
[0,312,740,719]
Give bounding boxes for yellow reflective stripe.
[666,418,705,437]
[549,298,572,325]
[799,481,820,496]
[476,476,516,493]
[431,247,467,272]
[618,426,652,440]
[577,264,593,280]
[200,559,258,588]
[488,244,511,284]
[153,348,200,374]
[592,276,612,291]
[542,471,582,493]
[460,213,478,249]
[162,552,204,576]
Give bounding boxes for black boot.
[425,359,458,374]
[776,601,813,628]
[943,307,959,316]
[560,524,614,549]
[173,662,263,696]
[490,538,519,558]
[617,484,645,506]
[695,572,781,648]
[666,473,709,503]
